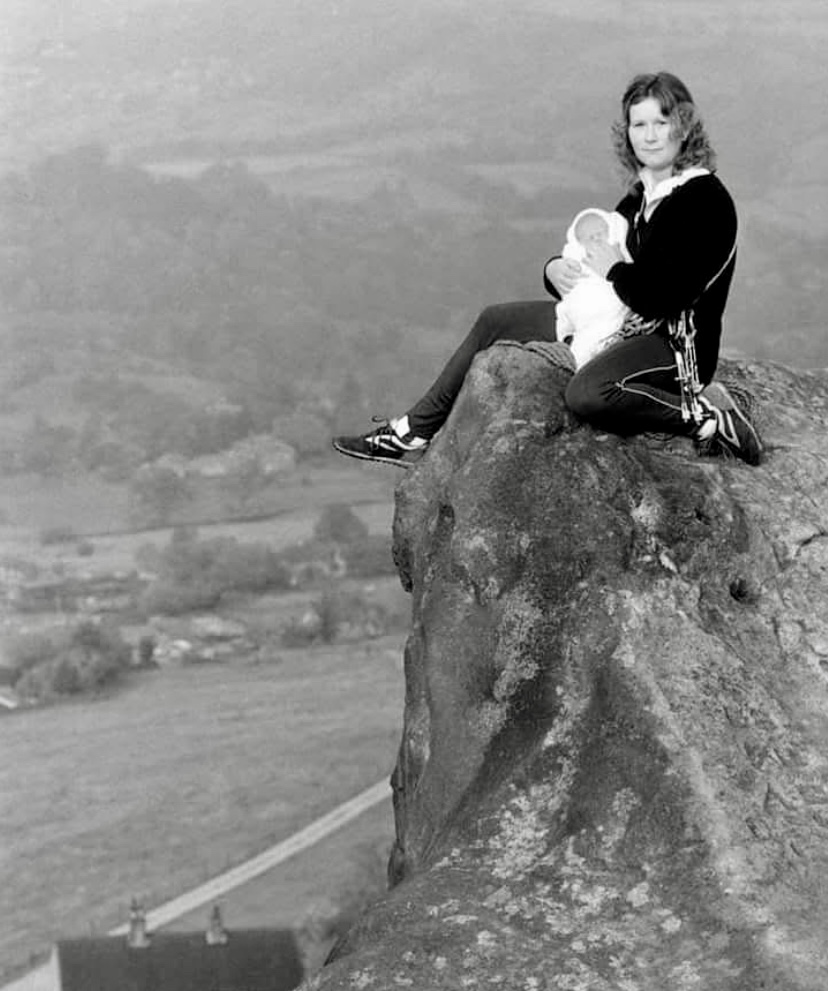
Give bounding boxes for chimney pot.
[126,897,151,949]
[206,904,228,945]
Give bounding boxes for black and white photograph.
[1,1,827,989]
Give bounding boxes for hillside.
[2,0,826,379]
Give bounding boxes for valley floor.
[0,640,404,983]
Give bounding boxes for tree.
[130,466,193,526]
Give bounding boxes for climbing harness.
[668,308,705,424]
[668,241,737,425]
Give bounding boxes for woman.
[333,71,762,468]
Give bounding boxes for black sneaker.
[332,418,427,468]
[697,382,763,466]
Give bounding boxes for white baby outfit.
[555,208,633,368]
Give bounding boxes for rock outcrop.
[308,343,828,991]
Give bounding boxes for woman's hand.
[585,241,624,279]
[545,257,584,296]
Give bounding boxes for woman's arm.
[604,177,737,320]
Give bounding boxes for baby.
[555,207,633,367]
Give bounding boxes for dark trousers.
[406,301,698,440]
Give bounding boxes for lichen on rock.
[310,345,828,991]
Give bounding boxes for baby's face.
[575,215,609,247]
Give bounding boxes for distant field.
[0,457,406,982]
[0,473,132,538]
[0,636,405,981]
[0,489,396,586]
[0,460,397,552]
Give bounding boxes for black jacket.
[545,173,738,384]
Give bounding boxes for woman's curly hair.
[611,71,717,187]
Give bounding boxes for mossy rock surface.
[308,347,828,991]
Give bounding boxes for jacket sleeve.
[543,256,563,299]
[606,177,737,320]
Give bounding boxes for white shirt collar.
[639,167,710,218]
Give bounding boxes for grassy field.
[164,795,395,974]
[0,635,405,981]
[1,488,397,586]
[0,460,397,541]
[0,457,409,982]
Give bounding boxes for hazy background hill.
[2,0,826,379]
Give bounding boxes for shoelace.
[367,416,395,450]
[696,407,745,460]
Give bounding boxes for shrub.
[280,618,318,648]
[5,632,57,682]
[314,589,342,644]
[129,465,193,526]
[139,530,291,616]
[51,658,81,695]
[213,541,291,593]
[292,510,394,580]
[280,587,392,648]
[40,525,78,546]
[137,635,156,667]
[141,577,222,617]
[65,620,132,686]
[12,620,132,701]
[313,504,369,545]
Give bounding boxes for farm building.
[47,902,304,991]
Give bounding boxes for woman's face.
[627,96,683,179]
